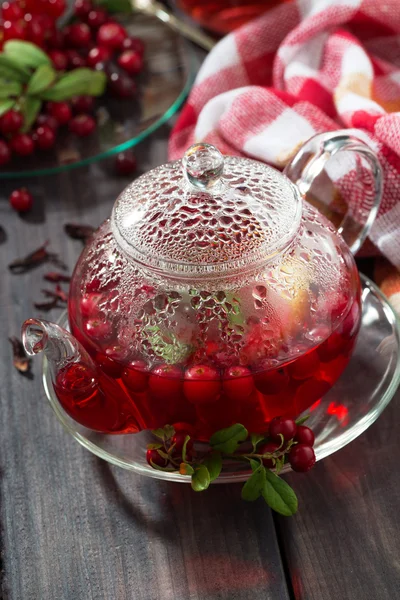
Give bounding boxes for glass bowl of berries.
[21,137,400,515]
[0,1,195,178]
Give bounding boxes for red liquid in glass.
[55,294,361,440]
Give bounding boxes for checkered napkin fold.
[168,0,400,314]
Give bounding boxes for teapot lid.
[111,143,302,277]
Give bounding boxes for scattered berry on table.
[117,49,143,75]
[115,150,137,176]
[0,140,11,166]
[288,444,316,472]
[97,22,127,50]
[33,125,56,150]
[11,133,35,156]
[47,101,72,125]
[9,188,33,213]
[0,110,23,135]
[69,114,96,136]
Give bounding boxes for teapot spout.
[21,318,87,365]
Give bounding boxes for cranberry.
[122,360,149,393]
[3,19,26,41]
[10,133,34,156]
[44,0,66,19]
[146,448,168,468]
[87,45,111,67]
[258,441,280,469]
[122,36,145,55]
[84,318,113,342]
[80,292,102,317]
[47,28,64,49]
[71,95,94,113]
[97,22,126,50]
[0,140,11,166]
[269,416,297,444]
[74,0,92,18]
[33,124,56,150]
[172,422,196,437]
[86,8,107,29]
[222,365,254,401]
[9,187,33,213]
[69,114,96,136]
[36,113,58,132]
[2,2,23,20]
[66,22,91,48]
[115,150,137,175]
[117,49,143,75]
[108,71,136,98]
[25,15,46,46]
[0,110,23,134]
[254,368,289,395]
[149,364,182,400]
[66,49,86,68]
[288,351,320,380]
[47,101,72,124]
[95,349,124,378]
[294,425,315,447]
[48,49,68,70]
[171,431,193,456]
[288,444,316,472]
[183,365,221,404]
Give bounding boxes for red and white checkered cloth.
[169,0,400,313]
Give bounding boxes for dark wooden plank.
[277,389,400,600]
[0,127,290,600]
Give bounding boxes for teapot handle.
[283,130,383,254]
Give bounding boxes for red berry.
[44,0,66,19]
[294,425,315,447]
[74,0,92,18]
[66,49,86,68]
[269,416,297,444]
[146,448,168,468]
[36,113,58,132]
[258,441,280,469]
[2,2,23,21]
[3,19,26,41]
[122,36,145,55]
[47,101,72,124]
[149,364,182,400]
[95,348,124,378]
[172,422,196,437]
[0,110,23,134]
[84,318,113,342]
[47,27,64,48]
[97,22,126,50]
[288,351,320,380]
[33,124,56,150]
[183,365,221,404]
[69,114,96,136]
[117,49,143,75]
[115,150,137,176]
[222,365,254,401]
[108,71,136,98]
[9,187,33,213]
[254,368,289,395]
[10,133,34,156]
[25,14,46,46]
[48,49,68,70]
[288,444,316,473]
[0,140,11,166]
[87,45,111,67]
[171,431,193,456]
[71,95,94,113]
[66,22,91,48]
[122,360,149,393]
[86,8,107,29]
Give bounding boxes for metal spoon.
[130,0,216,51]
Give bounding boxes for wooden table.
[1,120,400,600]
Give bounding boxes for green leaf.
[27,64,56,96]
[210,423,248,454]
[182,435,191,462]
[150,460,175,473]
[20,97,41,132]
[96,0,131,13]
[0,79,22,98]
[151,425,175,441]
[202,451,222,482]
[241,464,266,501]
[191,465,211,492]
[4,40,51,69]
[0,55,30,83]
[180,462,194,476]
[295,415,310,426]
[0,99,15,117]
[40,68,106,101]
[156,448,169,461]
[146,443,162,450]
[262,469,298,516]
[250,433,265,452]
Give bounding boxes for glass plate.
[0,14,195,179]
[42,274,400,483]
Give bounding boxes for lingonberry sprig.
[147,416,316,516]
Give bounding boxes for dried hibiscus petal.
[8,242,67,273]
[43,272,71,283]
[64,223,95,243]
[34,299,59,311]
[9,336,31,374]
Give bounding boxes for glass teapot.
[22,131,382,440]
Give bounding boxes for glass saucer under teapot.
[22,132,383,446]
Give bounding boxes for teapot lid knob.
[182,143,224,190]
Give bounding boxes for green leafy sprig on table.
[0,40,107,131]
[149,416,311,516]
